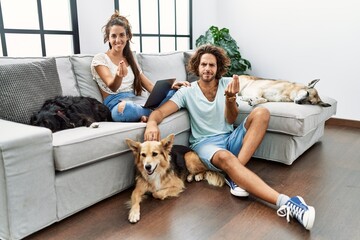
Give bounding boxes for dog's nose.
[145,164,151,171]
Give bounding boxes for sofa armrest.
[0,120,57,240]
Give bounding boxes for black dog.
[30,96,112,132]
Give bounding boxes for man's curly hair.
[187,44,231,80]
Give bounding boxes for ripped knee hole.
[118,101,126,113]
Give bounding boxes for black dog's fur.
[30,96,112,132]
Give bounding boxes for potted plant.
[196,26,251,76]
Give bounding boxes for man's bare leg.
[213,150,279,204]
[239,107,270,166]
[212,107,279,204]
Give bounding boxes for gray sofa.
[0,51,337,240]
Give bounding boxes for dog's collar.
[56,110,75,128]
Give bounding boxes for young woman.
[91,11,188,122]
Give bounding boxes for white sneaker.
[224,175,249,197]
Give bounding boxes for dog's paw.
[248,98,257,106]
[194,173,205,181]
[89,122,100,128]
[128,209,140,223]
[248,97,267,106]
[187,174,194,182]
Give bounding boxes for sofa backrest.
[136,51,188,83]
[0,56,81,97]
[0,50,195,124]
[69,54,103,102]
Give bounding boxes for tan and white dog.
[237,75,331,107]
[125,134,224,223]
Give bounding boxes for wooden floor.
[25,125,360,240]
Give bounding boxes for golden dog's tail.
[184,151,224,187]
[204,171,224,187]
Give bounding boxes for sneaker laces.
[277,205,291,222]
[225,176,238,189]
[277,203,305,223]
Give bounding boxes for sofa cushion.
[70,54,103,102]
[0,56,80,96]
[235,96,337,136]
[183,51,198,82]
[137,51,187,83]
[55,56,81,96]
[253,124,325,165]
[52,110,190,171]
[0,58,62,124]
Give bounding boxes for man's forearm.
[225,96,239,124]
[148,109,165,126]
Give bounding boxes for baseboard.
[326,118,360,128]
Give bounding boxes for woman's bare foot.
[140,116,148,123]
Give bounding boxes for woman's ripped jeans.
[103,90,176,122]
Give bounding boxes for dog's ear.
[318,100,332,107]
[125,138,141,155]
[160,134,175,153]
[308,79,320,88]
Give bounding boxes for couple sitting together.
[90,11,316,230]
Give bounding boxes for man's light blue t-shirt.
[170,77,234,147]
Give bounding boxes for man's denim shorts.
[191,118,247,172]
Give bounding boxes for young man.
[144,44,315,230]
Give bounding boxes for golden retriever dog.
[125,134,224,223]
[238,76,331,107]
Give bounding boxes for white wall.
[192,0,360,121]
[78,0,360,121]
[192,0,219,41]
[77,0,113,54]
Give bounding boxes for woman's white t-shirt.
[91,53,135,94]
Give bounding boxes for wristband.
[226,96,237,102]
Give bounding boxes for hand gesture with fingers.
[225,74,240,97]
[116,60,128,78]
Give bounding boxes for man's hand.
[116,60,128,78]
[144,101,178,141]
[224,74,240,97]
[144,122,160,141]
[224,75,239,123]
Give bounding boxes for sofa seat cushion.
[235,96,337,136]
[52,110,190,171]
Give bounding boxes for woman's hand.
[116,60,128,78]
[171,81,191,90]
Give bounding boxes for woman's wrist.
[115,73,123,79]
